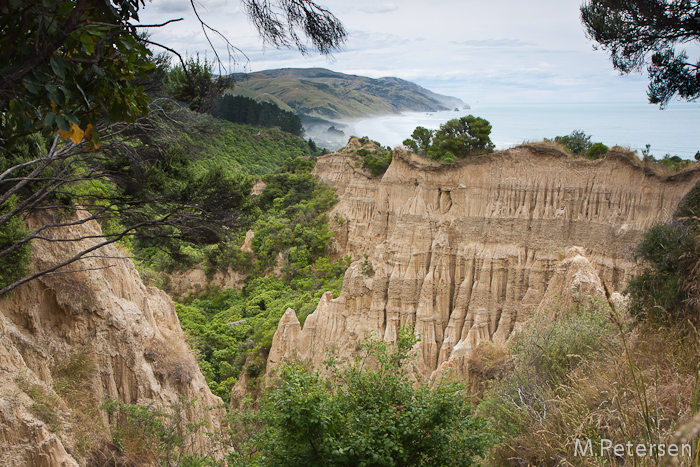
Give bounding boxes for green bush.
[0,195,31,293]
[254,327,496,467]
[627,220,698,321]
[586,142,608,159]
[480,301,615,428]
[553,130,592,155]
[359,146,392,176]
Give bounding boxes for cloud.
[451,38,535,48]
[358,3,398,14]
[146,0,191,14]
[136,0,662,105]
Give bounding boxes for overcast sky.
[138,0,699,105]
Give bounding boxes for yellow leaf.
[58,123,85,145]
[83,124,100,151]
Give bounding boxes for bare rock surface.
[0,212,223,465]
[268,146,700,380]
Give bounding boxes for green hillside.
[230,68,468,119]
[184,112,319,176]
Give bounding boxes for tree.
[0,109,255,295]
[553,129,592,155]
[402,126,434,155]
[253,327,495,467]
[402,116,495,161]
[0,0,346,296]
[432,116,495,157]
[210,94,304,136]
[581,0,700,106]
[166,53,231,112]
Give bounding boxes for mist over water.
[341,103,700,159]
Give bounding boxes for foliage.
[242,0,346,56]
[552,129,592,156]
[637,144,694,172]
[250,158,338,274]
[211,94,303,136]
[0,0,345,296]
[402,116,495,161]
[253,327,495,467]
[508,301,615,389]
[0,195,31,292]
[193,115,323,176]
[0,0,152,146]
[177,256,349,402]
[102,398,224,466]
[586,141,608,159]
[174,156,350,402]
[356,145,393,177]
[402,127,433,155]
[479,301,620,465]
[432,116,495,158]
[581,0,700,106]
[627,220,699,322]
[626,180,700,323]
[167,53,232,112]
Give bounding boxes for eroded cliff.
[267,145,700,381]
[0,212,223,465]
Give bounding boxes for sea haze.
[346,102,700,159]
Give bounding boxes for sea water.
[349,102,700,159]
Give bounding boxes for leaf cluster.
[166,53,232,112]
[1,0,153,146]
[242,0,347,56]
[581,0,700,106]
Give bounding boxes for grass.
[477,302,700,467]
[15,375,61,432]
[52,351,111,461]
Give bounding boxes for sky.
[137,0,699,106]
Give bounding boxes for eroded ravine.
[266,145,700,383]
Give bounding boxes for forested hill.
[229,68,468,119]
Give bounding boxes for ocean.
[347,102,700,160]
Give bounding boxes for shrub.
[586,142,608,159]
[627,220,699,322]
[102,398,223,466]
[255,326,496,467]
[479,300,618,464]
[0,195,31,293]
[553,129,592,155]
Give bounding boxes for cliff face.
[267,146,700,380]
[0,212,222,465]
